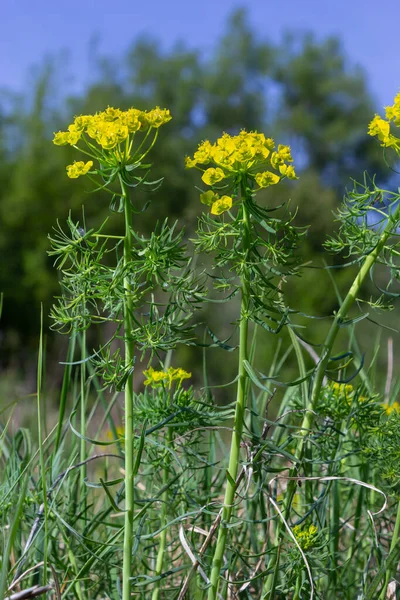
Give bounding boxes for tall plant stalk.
[121,176,135,600]
[37,305,48,585]
[80,329,87,493]
[207,192,251,600]
[263,201,400,598]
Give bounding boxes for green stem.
[263,205,400,598]
[37,305,48,586]
[121,175,135,600]
[207,195,251,600]
[152,427,173,600]
[378,499,400,600]
[55,333,76,451]
[80,329,87,493]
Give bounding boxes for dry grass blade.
[5,585,53,600]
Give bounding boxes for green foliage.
[4,8,400,600]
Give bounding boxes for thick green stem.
[152,427,173,600]
[378,499,400,600]
[263,207,400,598]
[121,177,135,600]
[207,198,251,600]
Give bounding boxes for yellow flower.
[383,401,400,415]
[331,382,354,395]
[385,105,400,125]
[165,367,191,387]
[53,131,70,146]
[185,156,197,169]
[143,367,167,387]
[293,524,318,550]
[66,160,93,179]
[212,148,235,168]
[279,164,298,179]
[72,115,92,131]
[103,107,122,121]
[143,366,191,388]
[211,195,233,215]
[368,115,391,144]
[194,140,213,165]
[270,151,285,169]
[187,130,297,200]
[123,108,142,133]
[255,171,280,188]
[67,124,83,145]
[142,107,172,128]
[216,133,236,152]
[200,190,219,206]
[277,144,293,162]
[233,140,257,162]
[202,167,226,186]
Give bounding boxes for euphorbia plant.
[186,129,301,599]
[50,105,202,600]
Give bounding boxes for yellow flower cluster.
[185,130,297,215]
[143,366,192,388]
[383,401,400,415]
[54,106,171,150]
[368,91,400,152]
[54,106,171,178]
[293,524,318,551]
[66,160,93,179]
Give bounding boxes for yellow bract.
[200,190,219,206]
[255,171,280,188]
[202,167,226,185]
[211,195,233,215]
[66,161,93,179]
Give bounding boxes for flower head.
[186,129,297,214]
[293,524,318,551]
[368,92,400,153]
[53,105,171,178]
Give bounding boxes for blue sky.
[3,0,400,109]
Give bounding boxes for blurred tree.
[273,32,385,186]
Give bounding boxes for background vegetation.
[0,8,394,401]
